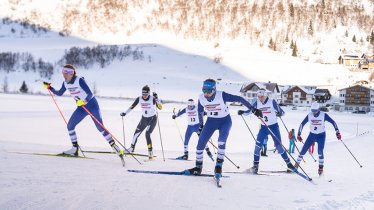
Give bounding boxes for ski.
[260,170,313,182]
[223,171,277,176]
[11,151,95,159]
[168,158,193,161]
[127,169,229,178]
[318,174,333,182]
[83,150,155,157]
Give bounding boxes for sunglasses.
[62,67,75,75]
[202,88,214,94]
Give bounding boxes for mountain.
[0,0,373,100]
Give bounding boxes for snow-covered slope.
[0,93,373,210]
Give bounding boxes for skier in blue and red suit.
[295,102,341,175]
[43,64,123,157]
[184,79,262,178]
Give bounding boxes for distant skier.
[43,64,123,156]
[295,102,341,175]
[260,135,268,157]
[120,85,162,159]
[239,88,296,173]
[172,99,213,160]
[288,128,296,153]
[184,79,262,179]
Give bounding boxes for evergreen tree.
[345,30,348,37]
[292,42,298,57]
[19,81,28,93]
[308,20,314,36]
[370,31,374,45]
[268,38,274,49]
[289,3,294,17]
[352,35,356,42]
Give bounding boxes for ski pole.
[46,89,85,156]
[207,141,240,169]
[47,89,67,124]
[155,110,166,161]
[240,115,257,142]
[258,117,312,180]
[279,117,310,163]
[80,105,142,164]
[172,108,185,145]
[340,139,363,168]
[121,116,126,147]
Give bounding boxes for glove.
[336,131,341,140]
[252,108,263,118]
[197,125,203,135]
[172,114,176,119]
[297,135,303,142]
[238,110,245,115]
[43,82,51,89]
[153,92,158,99]
[276,112,283,117]
[120,112,126,117]
[76,99,86,106]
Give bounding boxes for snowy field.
[0,93,373,210]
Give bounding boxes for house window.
[307,101,309,104]
[295,95,299,98]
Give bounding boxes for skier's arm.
[297,115,309,136]
[273,100,285,116]
[325,114,339,132]
[222,92,254,112]
[79,78,93,102]
[153,97,163,110]
[121,97,140,116]
[176,108,186,117]
[49,82,66,96]
[197,100,204,127]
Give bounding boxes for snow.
[1,93,373,210]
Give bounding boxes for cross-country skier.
[288,128,296,153]
[260,135,269,156]
[172,99,213,160]
[43,64,123,156]
[185,79,262,179]
[295,102,341,175]
[239,88,296,173]
[120,85,162,159]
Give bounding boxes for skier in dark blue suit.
[185,79,262,178]
[295,102,341,175]
[172,99,213,160]
[43,64,122,156]
[239,88,296,173]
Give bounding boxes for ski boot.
[318,165,324,176]
[287,162,297,172]
[214,159,223,178]
[185,166,202,175]
[176,152,188,160]
[62,143,79,156]
[110,142,123,156]
[148,150,154,160]
[247,163,259,174]
[126,144,135,153]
